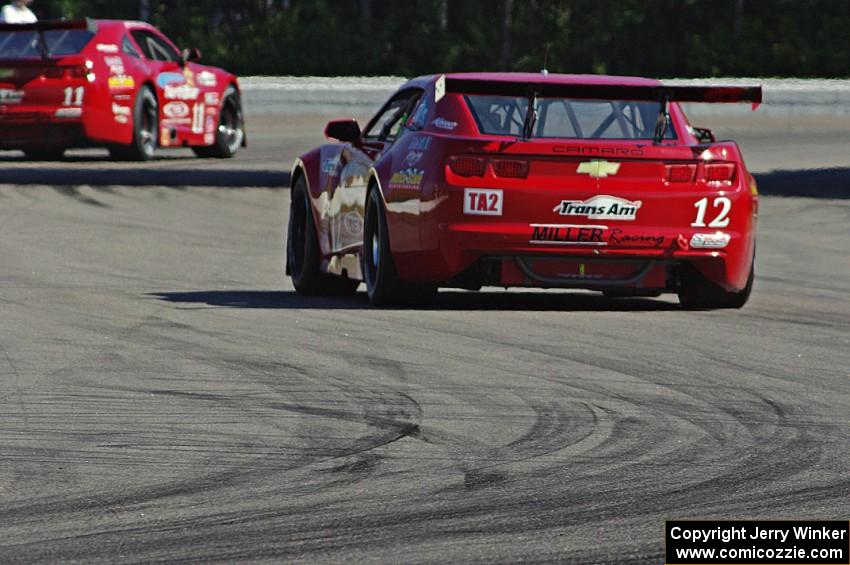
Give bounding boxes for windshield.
[465,94,676,140]
[0,30,94,58]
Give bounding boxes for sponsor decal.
[531,224,607,246]
[96,43,119,53]
[388,168,424,190]
[112,103,131,124]
[576,160,620,178]
[161,128,171,147]
[165,84,200,100]
[206,106,217,116]
[204,133,215,145]
[104,56,125,75]
[464,188,503,216]
[163,101,190,119]
[192,103,205,133]
[405,150,424,166]
[157,72,185,88]
[0,88,24,104]
[0,68,15,79]
[205,115,215,134]
[55,107,82,118]
[608,228,665,247]
[197,71,217,87]
[108,75,135,90]
[553,195,642,221]
[321,156,340,174]
[432,117,457,130]
[553,145,644,157]
[183,68,196,87]
[204,92,220,106]
[161,118,190,126]
[690,232,730,249]
[408,136,430,150]
[434,74,446,103]
[343,212,364,236]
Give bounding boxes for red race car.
[0,19,244,160]
[286,73,761,308]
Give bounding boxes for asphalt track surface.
[1,114,849,564]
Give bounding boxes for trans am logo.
[388,168,424,190]
[553,195,642,221]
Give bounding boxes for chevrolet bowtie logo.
[577,160,621,178]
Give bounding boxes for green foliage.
[28,0,850,77]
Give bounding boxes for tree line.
[30,0,850,78]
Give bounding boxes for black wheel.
[678,259,754,310]
[110,86,157,161]
[193,86,244,158]
[362,187,436,307]
[286,176,358,295]
[23,147,65,160]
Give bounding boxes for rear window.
[465,94,676,140]
[0,29,94,58]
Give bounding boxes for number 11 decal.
[692,196,731,228]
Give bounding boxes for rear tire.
[678,260,754,310]
[362,187,436,307]
[286,176,358,296]
[110,86,157,162]
[23,147,65,161]
[193,85,244,159]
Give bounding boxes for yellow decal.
[750,178,759,196]
[577,160,620,178]
[108,75,135,90]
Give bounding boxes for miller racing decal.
[531,224,607,246]
[388,168,424,190]
[553,195,642,221]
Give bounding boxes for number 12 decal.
[692,196,731,228]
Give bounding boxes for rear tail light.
[448,156,486,177]
[43,66,87,79]
[493,159,529,179]
[704,163,736,182]
[665,164,696,182]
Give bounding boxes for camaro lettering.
[553,145,644,157]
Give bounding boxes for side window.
[129,30,179,62]
[407,94,430,131]
[363,89,423,142]
[122,35,141,58]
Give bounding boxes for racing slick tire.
[109,86,157,162]
[193,85,244,159]
[286,176,358,296]
[23,147,65,161]
[362,187,437,307]
[677,259,754,310]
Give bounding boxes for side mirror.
[324,119,361,144]
[692,126,716,144]
[181,47,202,65]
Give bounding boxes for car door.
[330,88,423,254]
[128,28,203,145]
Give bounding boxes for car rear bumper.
[0,106,88,148]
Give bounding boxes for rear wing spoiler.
[0,18,97,33]
[445,78,762,108]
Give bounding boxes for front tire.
[286,176,358,295]
[110,86,157,161]
[193,85,244,159]
[362,187,436,307]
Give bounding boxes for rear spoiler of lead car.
[446,78,762,142]
[0,18,97,33]
[445,78,762,107]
